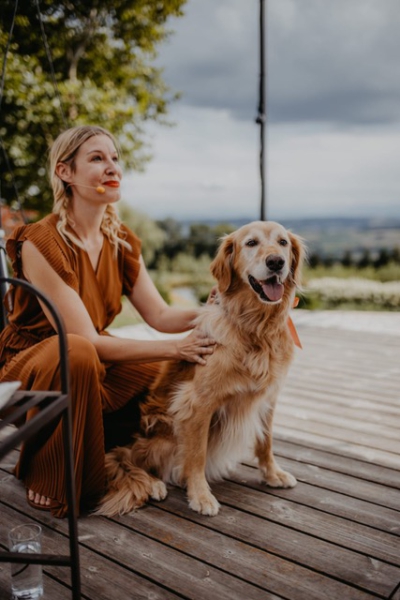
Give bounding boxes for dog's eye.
[246,239,258,247]
[279,239,288,247]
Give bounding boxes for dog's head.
[210,221,305,305]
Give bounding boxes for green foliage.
[154,218,186,260]
[153,219,235,265]
[304,261,400,283]
[170,252,212,274]
[0,0,186,214]
[303,277,400,311]
[118,202,166,265]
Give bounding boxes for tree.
[187,222,236,258]
[373,248,390,269]
[391,247,400,265]
[118,202,165,265]
[0,0,186,215]
[357,248,372,269]
[341,249,353,268]
[155,217,186,260]
[307,252,321,269]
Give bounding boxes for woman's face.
[60,134,123,203]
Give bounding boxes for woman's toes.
[28,489,53,507]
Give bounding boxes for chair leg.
[62,405,81,599]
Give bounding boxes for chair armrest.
[0,276,69,395]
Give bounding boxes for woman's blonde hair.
[49,125,131,256]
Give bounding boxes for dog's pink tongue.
[261,280,284,301]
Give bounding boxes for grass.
[109,259,400,329]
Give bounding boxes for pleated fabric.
[0,214,161,517]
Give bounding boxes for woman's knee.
[66,334,100,373]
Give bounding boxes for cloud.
[123,105,400,221]
[159,0,258,120]
[160,0,400,126]
[268,122,400,217]
[123,106,260,220]
[122,0,400,222]
[269,0,400,125]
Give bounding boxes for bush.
[304,277,400,310]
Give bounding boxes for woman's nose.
[105,159,116,172]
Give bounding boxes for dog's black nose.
[266,254,285,272]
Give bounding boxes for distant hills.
[179,216,400,258]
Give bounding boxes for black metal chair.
[0,231,9,330]
[0,275,81,599]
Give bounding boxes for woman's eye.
[279,239,288,246]
[246,239,258,247]
[92,155,102,161]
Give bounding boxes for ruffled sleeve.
[6,216,79,291]
[119,225,142,296]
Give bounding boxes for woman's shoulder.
[6,214,78,287]
[8,214,60,245]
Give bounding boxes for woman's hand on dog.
[176,329,216,365]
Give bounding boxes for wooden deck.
[1,314,400,599]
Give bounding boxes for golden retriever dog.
[96,220,305,517]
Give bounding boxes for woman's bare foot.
[28,489,52,508]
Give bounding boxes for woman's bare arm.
[20,241,215,365]
[128,256,201,333]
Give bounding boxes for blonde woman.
[0,125,215,517]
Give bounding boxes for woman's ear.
[55,162,72,184]
[289,232,306,286]
[210,234,235,293]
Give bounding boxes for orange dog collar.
[288,297,302,349]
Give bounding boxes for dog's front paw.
[150,479,168,501]
[264,469,297,488]
[188,491,220,516]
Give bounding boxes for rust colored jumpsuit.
[0,214,160,517]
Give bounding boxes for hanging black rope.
[34,0,68,128]
[1,0,69,227]
[0,0,27,225]
[0,0,18,115]
[255,0,266,221]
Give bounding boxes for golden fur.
[96,221,306,517]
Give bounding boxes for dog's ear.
[289,232,306,286]
[210,234,235,293]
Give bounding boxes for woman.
[0,125,215,517]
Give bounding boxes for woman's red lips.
[104,181,120,188]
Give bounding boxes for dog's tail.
[93,446,165,517]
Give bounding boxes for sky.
[122,0,400,222]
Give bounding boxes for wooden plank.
[293,325,400,349]
[234,463,400,535]
[0,483,281,600]
[279,393,400,427]
[283,378,400,406]
[1,319,399,598]
[274,414,400,454]
[275,426,400,469]
[121,503,377,600]
[390,583,400,600]
[157,490,399,597]
[273,439,400,489]
[0,470,393,599]
[210,480,400,567]
[276,403,400,441]
[0,502,196,600]
[0,551,73,600]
